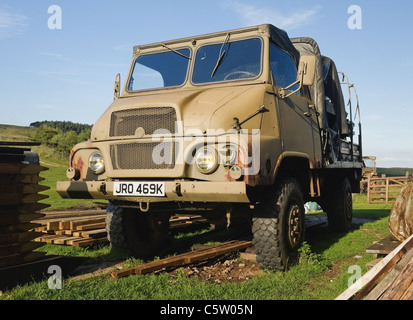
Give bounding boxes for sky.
[0,0,412,168]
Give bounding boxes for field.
[1,160,394,300]
[0,124,400,301]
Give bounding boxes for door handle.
[303,112,312,117]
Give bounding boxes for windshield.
[128,48,191,91]
[192,38,262,84]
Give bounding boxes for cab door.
[277,94,315,159]
[269,43,319,163]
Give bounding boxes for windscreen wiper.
[211,33,230,78]
[161,43,191,60]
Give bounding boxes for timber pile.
[33,211,209,247]
[0,143,49,268]
[33,210,109,247]
[336,233,413,300]
[111,240,252,278]
[169,214,210,233]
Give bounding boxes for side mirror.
[299,55,315,86]
[113,73,120,100]
[278,55,316,98]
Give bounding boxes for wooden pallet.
[336,234,413,300]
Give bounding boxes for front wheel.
[106,202,171,259]
[252,179,305,272]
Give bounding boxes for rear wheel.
[252,179,305,271]
[325,177,353,232]
[106,202,171,259]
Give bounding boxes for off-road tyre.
[252,178,305,272]
[106,202,171,259]
[325,177,353,232]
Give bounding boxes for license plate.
[113,182,165,197]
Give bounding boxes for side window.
[269,43,299,94]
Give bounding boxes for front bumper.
[56,180,250,204]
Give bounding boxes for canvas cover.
[291,37,349,137]
[267,25,301,67]
[388,184,413,242]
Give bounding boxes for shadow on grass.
[353,208,390,219]
[304,205,391,258]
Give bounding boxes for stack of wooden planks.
[0,143,49,268]
[169,214,209,233]
[33,210,108,247]
[336,233,413,300]
[33,211,210,247]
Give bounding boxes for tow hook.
[173,182,183,197]
[139,200,150,212]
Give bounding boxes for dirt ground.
[71,214,375,284]
[166,214,376,284]
[168,256,263,283]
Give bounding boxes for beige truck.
[57,24,363,271]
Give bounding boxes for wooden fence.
[367,176,410,204]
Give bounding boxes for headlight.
[219,144,238,165]
[195,146,219,174]
[89,152,105,174]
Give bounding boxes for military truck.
[57,24,363,271]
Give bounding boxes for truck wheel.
[252,179,305,272]
[106,202,170,258]
[326,177,352,232]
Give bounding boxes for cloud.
[0,6,28,39]
[113,44,132,52]
[38,51,69,61]
[365,115,381,120]
[223,1,321,30]
[35,104,61,111]
[17,68,92,85]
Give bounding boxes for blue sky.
[0,0,412,168]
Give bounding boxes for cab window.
[269,43,299,94]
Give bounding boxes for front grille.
[110,107,177,137]
[110,142,177,170]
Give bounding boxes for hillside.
[0,124,38,143]
[0,123,89,163]
[377,167,413,177]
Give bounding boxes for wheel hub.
[287,204,302,248]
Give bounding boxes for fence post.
[367,177,371,204]
[385,178,389,204]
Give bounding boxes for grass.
[0,125,37,142]
[0,124,396,300]
[38,160,104,211]
[1,194,393,300]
